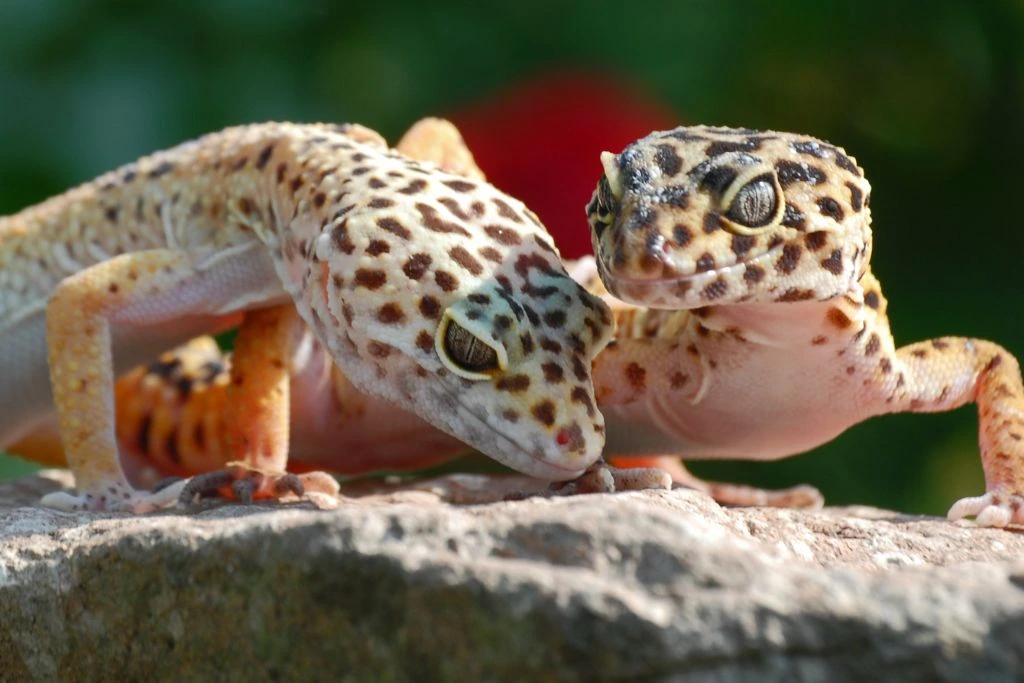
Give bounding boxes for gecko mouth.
[597,241,786,307]
[431,380,591,481]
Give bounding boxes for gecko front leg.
[887,338,1024,526]
[41,248,275,511]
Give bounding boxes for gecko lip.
[598,242,786,307]
[434,381,591,481]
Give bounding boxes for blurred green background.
[1,0,1022,516]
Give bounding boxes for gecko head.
[586,126,873,308]
[314,151,614,481]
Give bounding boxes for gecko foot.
[40,480,186,513]
[177,464,340,506]
[550,459,673,496]
[610,456,824,509]
[947,490,1024,528]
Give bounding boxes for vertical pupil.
[729,177,777,226]
[444,321,497,371]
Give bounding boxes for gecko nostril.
[555,423,585,452]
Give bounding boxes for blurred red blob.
[451,72,679,259]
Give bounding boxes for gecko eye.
[589,175,618,224]
[725,174,778,228]
[436,315,503,380]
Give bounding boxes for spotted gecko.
[0,118,621,511]
[583,125,1024,527]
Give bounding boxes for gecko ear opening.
[435,309,507,380]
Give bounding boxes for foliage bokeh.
[1,0,1022,515]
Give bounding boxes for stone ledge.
[1,471,1022,681]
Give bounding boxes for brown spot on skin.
[468,293,491,305]
[542,363,564,383]
[540,338,562,354]
[910,399,924,410]
[493,315,512,330]
[531,400,557,426]
[367,341,392,358]
[703,213,722,234]
[847,182,864,211]
[744,265,766,284]
[880,357,892,373]
[706,138,764,156]
[484,225,522,245]
[414,331,434,353]
[625,362,646,390]
[104,206,119,223]
[479,247,503,263]
[818,197,844,222]
[148,161,174,178]
[826,307,853,328]
[108,283,120,294]
[846,366,856,375]
[775,244,802,274]
[774,160,825,187]
[368,197,394,209]
[654,143,683,176]
[572,355,587,382]
[492,198,522,222]
[437,197,469,220]
[782,203,806,230]
[702,278,728,300]
[331,222,356,255]
[864,291,880,309]
[778,288,816,302]
[354,269,387,290]
[731,235,756,258]
[366,240,390,256]
[255,143,275,170]
[834,152,861,176]
[502,409,520,423]
[865,333,881,355]
[820,249,843,275]
[417,203,471,236]
[673,224,692,246]
[376,217,412,240]
[695,253,715,272]
[544,310,566,328]
[520,332,534,353]
[368,177,386,189]
[403,253,432,280]
[449,246,484,275]
[398,178,427,194]
[313,192,326,208]
[570,386,596,417]
[811,335,827,345]
[435,270,459,292]
[670,372,689,389]
[377,302,405,324]
[932,339,950,351]
[911,349,927,359]
[444,180,476,193]
[497,376,532,393]
[802,232,827,250]
[419,295,441,319]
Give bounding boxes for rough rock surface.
[1,471,1022,682]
